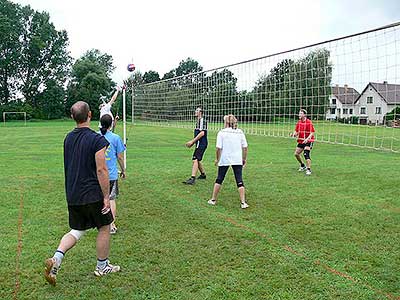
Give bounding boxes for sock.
[307,168,311,171]
[201,172,205,176]
[53,250,64,266]
[191,176,195,179]
[97,258,108,270]
[301,163,305,167]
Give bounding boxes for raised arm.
[108,88,120,106]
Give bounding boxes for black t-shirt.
[194,117,208,148]
[64,127,109,206]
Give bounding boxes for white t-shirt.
[216,128,248,166]
[100,103,114,120]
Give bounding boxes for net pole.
[123,86,127,170]
[131,81,134,125]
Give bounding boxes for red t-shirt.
[295,118,315,143]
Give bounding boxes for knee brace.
[303,149,311,160]
[69,229,86,241]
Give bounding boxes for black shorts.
[110,180,119,200]
[68,201,113,230]
[297,142,314,149]
[192,147,207,161]
[215,165,244,187]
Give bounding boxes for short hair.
[196,106,203,113]
[299,109,307,115]
[224,114,238,129]
[71,101,90,124]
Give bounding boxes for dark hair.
[100,114,113,135]
[71,101,90,123]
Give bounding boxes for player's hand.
[102,197,111,214]
[214,159,219,166]
[303,139,309,144]
[185,141,193,148]
[116,86,121,92]
[120,170,126,179]
[242,159,247,168]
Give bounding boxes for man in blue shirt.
[99,114,126,234]
[44,101,120,286]
[183,107,208,185]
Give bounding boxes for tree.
[66,49,115,118]
[252,49,332,121]
[35,79,65,119]
[143,70,160,83]
[17,5,71,107]
[175,57,203,76]
[0,0,21,104]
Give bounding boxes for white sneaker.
[298,166,307,172]
[305,169,312,176]
[94,262,121,277]
[207,199,216,206]
[241,202,249,209]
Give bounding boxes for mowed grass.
[1,120,400,300]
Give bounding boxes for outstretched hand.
[185,141,194,148]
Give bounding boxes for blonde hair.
[224,114,238,129]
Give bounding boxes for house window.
[330,108,336,114]
[367,96,373,104]
[349,109,353,115]
[337,108,341,115]
[332,98,336,105]
[375,107,382,114]
[343,108,348,114]
[360,107,366,114]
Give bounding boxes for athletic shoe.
[197,174,207,180]
[298,166,307,172]
[110,225,117,235]
[44,258,59,286]
[241,202,249,209]
[207,199,216,206]
[183,178,195,185]
[305,169,312,176]
[94,262,121,277]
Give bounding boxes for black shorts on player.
[68,200,113,230]
[192,147,207,161]
[297,142,314,149]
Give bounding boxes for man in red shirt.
[291,109,315,175]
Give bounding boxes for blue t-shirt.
[64,127,109,206]
[102,131,126,180]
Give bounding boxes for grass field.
[1,120,400,299]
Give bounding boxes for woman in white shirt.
[208,114,249,209]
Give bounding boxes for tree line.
[1,0,332,121]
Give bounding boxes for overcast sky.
[12,0,400,85]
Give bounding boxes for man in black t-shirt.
[183,107,208,185]
[44,101,120,286]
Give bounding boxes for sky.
[12,0,400,85]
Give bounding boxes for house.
[355,82,400,125]
[326,85,359,120]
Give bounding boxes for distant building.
[326,85,359,120]
[354,82,400,125]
